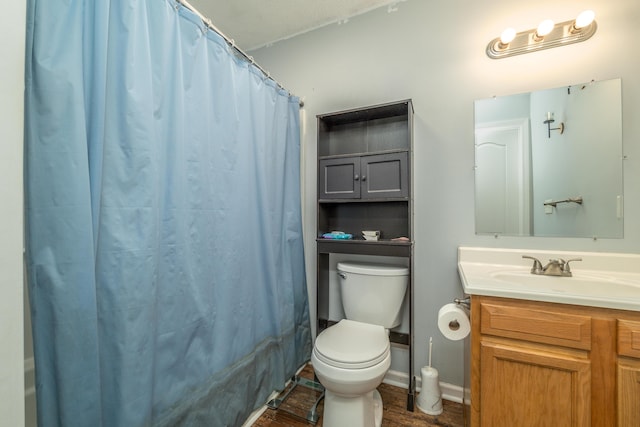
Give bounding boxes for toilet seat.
[314,320,390,369]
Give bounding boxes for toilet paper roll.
[438,303,471,341]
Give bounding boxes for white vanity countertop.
[458,247,640,312]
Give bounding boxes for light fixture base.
[486,19,597,59]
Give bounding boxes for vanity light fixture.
[534,19,555,41]
[544,112,564,138]
[498,27,516,48]
[486,10,597,59]
[572,10,596,33]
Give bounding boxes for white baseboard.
[383,369,467,404]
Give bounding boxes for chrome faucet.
[522,255,582,277]
[522,255,543,274]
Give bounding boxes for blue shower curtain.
[24,0,311,426]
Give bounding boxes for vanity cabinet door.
[480,340,591,427]
[618,320,640,427]
[618,358,640,427]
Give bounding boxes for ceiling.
[188,0,405,51]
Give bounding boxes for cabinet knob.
[354,174,360,181]
[361,175,367,181]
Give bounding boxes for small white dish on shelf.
[362,230,380,241]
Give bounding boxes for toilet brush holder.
[416,366,443,416]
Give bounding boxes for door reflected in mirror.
[474,78,623,238]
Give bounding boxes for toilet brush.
[417,337,443,415]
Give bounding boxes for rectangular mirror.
[474,78,623,238]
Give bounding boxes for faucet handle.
[563,258,583,275]
[522,255,543,274]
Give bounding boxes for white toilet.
[311,261,409,427]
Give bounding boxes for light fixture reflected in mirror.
[543,112,564,138]
[487,10,597,59]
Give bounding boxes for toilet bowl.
[312,320,391,427]
[312,262,409,427]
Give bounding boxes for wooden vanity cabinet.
[618,320,640,426]
[470,296,640,427]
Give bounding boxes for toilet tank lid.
[337,262,409,276]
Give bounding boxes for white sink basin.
[458,247,640,311]
[490,271,640,298]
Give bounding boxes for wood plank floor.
[252,364,465,427]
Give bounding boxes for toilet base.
[322,388,383,427]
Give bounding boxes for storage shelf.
[317,238,412,257]
[318,197,409,204]
[317,101,412,158]
[318,148,409,161]
[317,99,411,126]
[316,238,412,245]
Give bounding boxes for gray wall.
[251,0,640,387]
[1,0,26,424]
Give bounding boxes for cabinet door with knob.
[318,156,361,199]
[360,152,408,199]
[319,152,408,200]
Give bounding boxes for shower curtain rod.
[176,0,303,106]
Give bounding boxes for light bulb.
[536,19,555,38]
[500,28,516,45]
[574,10,595,29]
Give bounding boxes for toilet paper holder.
[453,297,470,309]
[439,301,471,340]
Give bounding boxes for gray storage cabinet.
[315,99,415,410]
[319,152,408,200]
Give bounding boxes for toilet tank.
[337,261,409,328]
